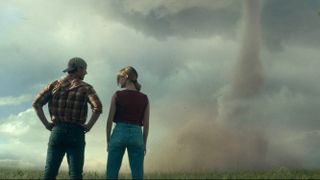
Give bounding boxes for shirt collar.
[63,75,84,91]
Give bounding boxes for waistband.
[115,122,141,128]
[54,122,84,129]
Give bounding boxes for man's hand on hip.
[45,122,54,131]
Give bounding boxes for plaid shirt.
[32,75,103,125]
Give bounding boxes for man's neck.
[66,74,80,80]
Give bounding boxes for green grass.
[0,167,320,179]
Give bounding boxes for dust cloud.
[146,0,301,172]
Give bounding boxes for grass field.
[1,167,320,179]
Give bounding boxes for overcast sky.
[0,0,320,172]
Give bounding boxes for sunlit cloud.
[0,95,31,106]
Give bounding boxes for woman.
[106,66,150,179]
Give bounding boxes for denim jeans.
[106,122,144,179]
[44,122,85,180]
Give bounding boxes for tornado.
[150,0,274,171]
[232,0,263,98]
[218,0,264,124]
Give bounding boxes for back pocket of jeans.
[48,131,65,146]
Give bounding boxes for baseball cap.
[62,57,87,73]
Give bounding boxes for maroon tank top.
[114,89,149,126]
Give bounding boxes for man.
[32,57,103,179]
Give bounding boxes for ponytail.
[133,80,141,92]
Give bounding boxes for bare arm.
[33,107,54,131]
[106,93,117,150]
[143,103,150,155]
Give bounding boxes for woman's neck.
[124,83,136,91]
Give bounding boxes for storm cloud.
[94,0,320,51]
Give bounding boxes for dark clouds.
[116,6,239,40]
[95,0,320,51]
[261,0,320,51]
[96,0,241,40]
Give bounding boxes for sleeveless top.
[114,89,149,126]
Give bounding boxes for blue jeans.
[106,123,144,179]
[44,122,85,180]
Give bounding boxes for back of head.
[63,57,87,74]
[117,66,142,91]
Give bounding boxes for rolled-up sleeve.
[32,83,52,109]
[87,87,103,114]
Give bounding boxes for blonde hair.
[117,66,142,91]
